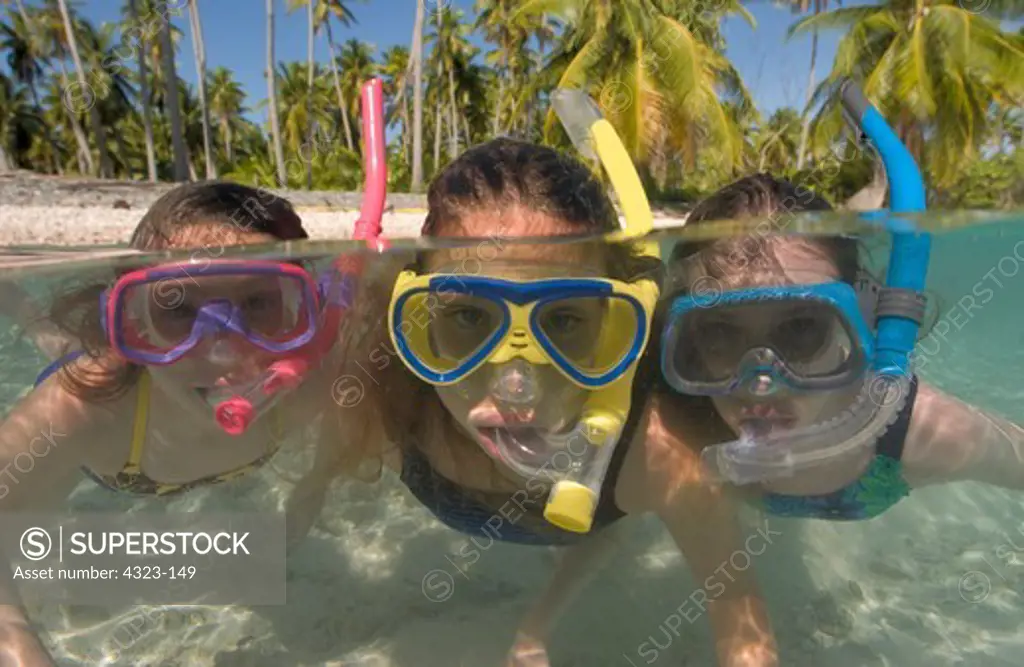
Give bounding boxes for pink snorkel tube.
[214,78,389,435]
[353,77,390,252]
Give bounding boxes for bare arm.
[641,401,779,667]
[506,520,628,666]
[0,374,105,665]
[901,382,1024,489]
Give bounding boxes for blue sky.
[9,0,1022,125]
[58,0,852,125]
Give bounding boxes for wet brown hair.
[46,181,307,402]
[418,137,659,282]
[667,173,858,293]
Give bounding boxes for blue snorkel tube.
[839,79,930,378]
[699,79,932,486]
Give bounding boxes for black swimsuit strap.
[875,374,920,461]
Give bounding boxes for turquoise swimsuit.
[758,375,918,520]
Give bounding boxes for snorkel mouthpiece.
[213,357,310,435]
[542,375,631,533]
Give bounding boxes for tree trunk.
[796,27,819,170]
[113,128,134,179]
[411,0,425,190]
[128,0,157,182]
[492,52,505,137]
[402,91,411,163]
[186,143,198,181]
[0,145,12,172]
[12,0,31,27]
[266,0,287,187]
[438,8,458,159]
[447,66,459,158]
[221,115,233,164]
[188,0,216,179]
[324,20,354,152]
[434,102,442,167]
[158,8,189,181]
[304,0,314,189]
[58,0,113,178]
[56,61,91,174]
[462,113,471,149]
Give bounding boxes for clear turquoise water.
[2,216,1024,666]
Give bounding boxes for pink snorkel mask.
[100,78,389,435]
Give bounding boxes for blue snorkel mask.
[661,79,931,485]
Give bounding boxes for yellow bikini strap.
[123,370,151,475]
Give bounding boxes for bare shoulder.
[902,380,1022,486]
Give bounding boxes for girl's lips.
[468,403,537,428]
[738,403,798,433]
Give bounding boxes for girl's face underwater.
[421,237,610,466]
[130,228,309,417]
[677,239,865,438]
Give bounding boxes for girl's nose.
[745,373,779,397]
[490,359,542,405]
[206,337,244,366]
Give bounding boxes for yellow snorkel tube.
[541,89,659,533]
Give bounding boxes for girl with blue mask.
[660,82,1024,516]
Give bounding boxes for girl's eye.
[167,303,197,320]
[704,321,742,341]
[695,321,744,357]
[242,293,278,312]
[543,309,585,335]
[447,306,488,329]
[773,316,829,358]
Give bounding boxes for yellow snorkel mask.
[389,89,659,533]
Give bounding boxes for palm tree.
[125,0,157,181]
[410,0,425,190]
[475,0,516,136]
[792,0,1024,185]
[515,0,755,180]
[380,45,410,161]
[187,0,215,178]
[156,4,187,180]
[0,71,42,171]
[284,0,315,188]
[272,61,332,187]
[265,0,286,186]
[0,11,62,173]
[56,0,113,177]
[80,21,137,178]
[775,0,837,170]
[756,107,801,172]
[312,0,357,152]
[428,6,474,160]
[207,66,245,165]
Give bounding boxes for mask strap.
[854,270,882,330]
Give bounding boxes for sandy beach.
[0,171,690,247]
